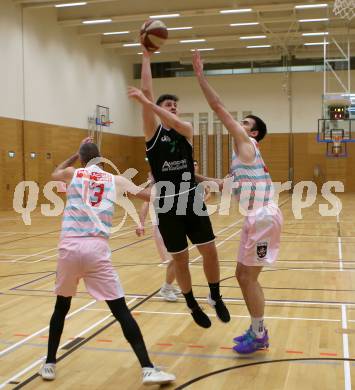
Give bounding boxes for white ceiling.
[14,0,355,63]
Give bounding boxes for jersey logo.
[256,241,268,260]
[161,135,171,142]
[162,161,171,171]
[162,159,188,172]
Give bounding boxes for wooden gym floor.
[0,193,355,389]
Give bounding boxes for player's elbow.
[141,88,153,100]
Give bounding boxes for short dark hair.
[246,115,267,142]
[156,94,179,106]
[79,143,101,165]
[193,159,198,164]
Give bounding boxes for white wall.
[136,69,355,134]
[0,0,24,120]
[0,0,353,137]
[0,0,139,135]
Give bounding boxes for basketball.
[140,19,168,52]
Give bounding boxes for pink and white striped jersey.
[230,137,275,213]
[61,165,116,239]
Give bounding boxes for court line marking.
[85,308,341,323]
[0,298,136,389]
[336,203,351,390]
[341,305,351,390]
[0,300,97,358]
[337,204,343,272]
[0,226,148,264]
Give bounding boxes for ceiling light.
[103,31,130,35]
[220,9,252,14]
[295,4,328,9]
[240,35,266,40]
[82,19,112,24]
[302,32,328,36]
[247,45,271,48]
[123,43,140,47]
[55,2,86,7]
[230,22,259,26]
[167,26,193,31]
[299,18,329,22]
[180,39,206,43]
[149,13,180,19]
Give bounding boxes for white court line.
[337,204,344,272]
[85,307,341,323]
[341,304,351,390]
[0,232,18,237]
[188,264,355,272]
[14,247,57,262]
[337,202,351,390]
[0,300,97,358]
[0,225,141,265]
[0,254,30,257]
[0,298,136,389]
[93,293,355,308]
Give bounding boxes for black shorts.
[155,188,216,253]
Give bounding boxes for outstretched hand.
[77,137,93,155]
[192,50,204,78]
[128,86,150,105]
[80,137,93,146]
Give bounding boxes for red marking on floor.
[14,333,29,337]
[286,350,304,354]
[157,343,173,347]
[132,312,140,316]
[220,347,232,350]
[320,352,337,357]
[96,339,112,343]
[188,345,205,348]
[39,336,48,339]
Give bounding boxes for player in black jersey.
[128,49,230,328]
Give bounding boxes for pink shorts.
[238,204,283,267]
[55,237,124,301]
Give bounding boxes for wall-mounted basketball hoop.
[88,105,113,151]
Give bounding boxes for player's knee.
[236,269,249,287]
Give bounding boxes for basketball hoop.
[334,0,355,20]
[101,121,113,127]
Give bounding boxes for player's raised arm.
[192,51,255,163]
[140,49,158,140]
[128,86,193,143]
[51,137,93,183]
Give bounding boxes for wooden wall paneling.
[259,133,289,184]
[222,134,230,177]
[0,117,24,210]
[208,134,215,178]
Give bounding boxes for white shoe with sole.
[159,287,177,302]
[39,363,56,380]
[171,285,181,294]
[142,366,176,386]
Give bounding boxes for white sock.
[162,282,172,290]
[251,317,265,338]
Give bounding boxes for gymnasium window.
[134,56,355,79]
